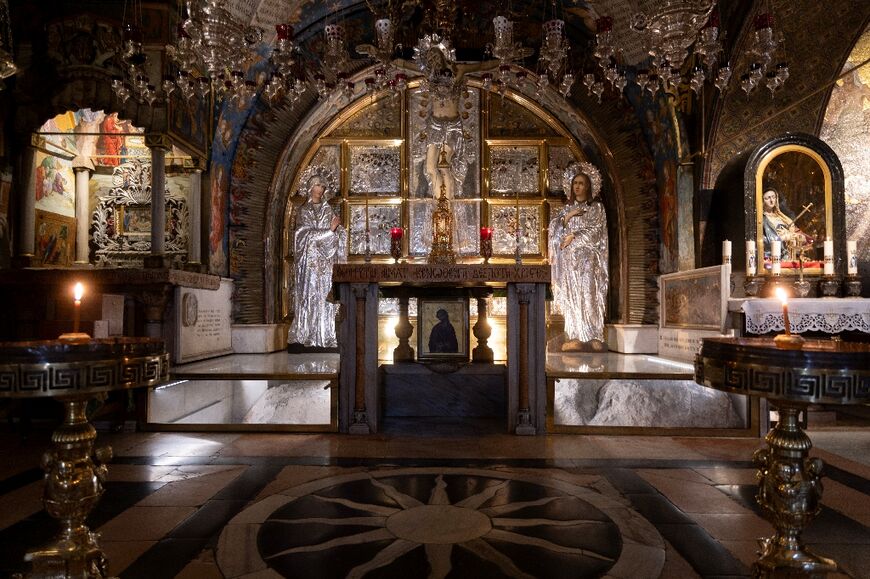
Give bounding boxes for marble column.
[16,138,38,264]
[187,167,203,268]
[72,156,95,266]
[144,134,171,268]
[515,286,534,435]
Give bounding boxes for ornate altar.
[0,337,169,577]
[92,159,189,268]
[696,337,870,576]
[332,263,550,435]
[715,133,855,297]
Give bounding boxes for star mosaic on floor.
[219,467,665,579]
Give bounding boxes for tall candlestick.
[771,240,781,275]
[823,239,834,275]
[847,240,858,275]
[746,240,757,276]
[722,239,732,265]
[73,282,84,334]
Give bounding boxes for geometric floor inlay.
[220,467,665,578]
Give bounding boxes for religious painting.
[209,162,229,275]
[547,144,579,196]
[487,143,542,196]
[119,204,172,237]
[487,200,544,257]
[755,147,830,272]
[348,143,401,196]
[347,201,401,255]
[35,209,74,267]
[169,89,211,159]
[33,152,75,217]
[659,265,728,332]
[417,298,470,361]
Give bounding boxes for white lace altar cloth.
[742,298,870,334]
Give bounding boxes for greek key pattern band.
[0,353,169,398]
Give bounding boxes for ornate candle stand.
[428,181,455,265]
[0,337,169,578]
[696,337,870,577]
[819,274,840,297]
[843,274,862,297]
[744,274,764,297]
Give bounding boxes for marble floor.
[0,424,868,578]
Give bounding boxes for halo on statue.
[562,161,602,200]
[296,166,338,202]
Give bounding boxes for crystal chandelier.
[739,11,789,97]
[0,0,17,89]
[111,0,160,106]
[163,0,264,106]
[591,0,735,102]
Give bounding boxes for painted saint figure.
[548,162,608,352]
[428,308,458,353]
[761,188,812,261]
[288,173,347,348]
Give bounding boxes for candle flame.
[73,282,84,301]
[774,287,788,304]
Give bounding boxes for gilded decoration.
[489,203,542,256]
[548,146,578,194]
[489,96,558,137]
[91,160,189,268]
[328,96,401,138]
[348,203,401,255]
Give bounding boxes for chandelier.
[739,11,789,97]
[116,0,580,111]
[591,0,734,102]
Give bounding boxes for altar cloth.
[740,297,870,334]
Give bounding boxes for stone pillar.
[140,285,171,339]
[72,156,95,266]
[186,166,203,270]
[15,136,38,265]
[515,286,534,435]
[349,283,371,434]
[144,134,171,269]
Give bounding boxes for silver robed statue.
[288,167,347,348]
[547,162,609,352]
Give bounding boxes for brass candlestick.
[428,180,455,265]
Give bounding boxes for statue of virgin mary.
[547,162,609,352]
[287,168,347,348]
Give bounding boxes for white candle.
[722,239,732,265]
[847,240,858,275]
[746,240,757,276]
[771,240,781,275]
[824,239,834,275]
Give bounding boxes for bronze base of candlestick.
[773,333,805,350]
[480,238,492,264]
[390,238,402,264]
[844,275,862,297]
[22,397,112,578]
[819,275,840,297]
[792,279,812,298]
[744,275,764,297]
[752,403,838,578]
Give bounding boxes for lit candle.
[390,227,403,241]
[771,240,781,275]
[745,240,757,276]
[722,239,732,265]
[480,227,493,241]
[73,282,84,334]
[775,287,791,335]
[847,240,858,275]
[824,239,834,275]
